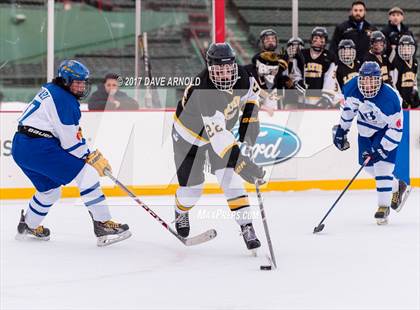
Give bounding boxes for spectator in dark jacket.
[381,7,416,61]
[330,1,377,62]
[88,73,139,111]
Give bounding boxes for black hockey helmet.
[370,31,386,45]
[399,34,416,45]
[310,27,328,52]
[206,42,236,65]
[286,37,304,58]
[370,31,386,54]
[398,35,416,61]
[338,39,356,49]
[338,39,356,65]
[259,28,278,51]
[206,42,238,91]
[287,37,304,48]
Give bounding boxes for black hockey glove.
[332,125,350,151]
[316,95,333,109]
[232,144,265,184]
[411,90,420,108]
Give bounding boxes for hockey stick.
[313,156,371,234]
[255,182,277,269]
[104,170,217,246]
[140,32,153,107]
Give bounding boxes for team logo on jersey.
[396,119,402,129]
[232,123,301,166]
[224,96,241,120]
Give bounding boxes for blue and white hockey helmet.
[57,60,90,98]
[358,61,382,98]
[58,60,90,84]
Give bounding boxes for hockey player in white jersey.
[12,60,131,246]
[333,61,410,225]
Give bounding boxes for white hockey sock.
[391,178,399,193]
[175,183,203,213]
[75,164,111,222]
[215,168,253,226]
[373,161,396,207]
[25,187,61,229]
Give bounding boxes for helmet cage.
[208,63,239,91]
[358,75,382,98]
[398,44,415,61]
[338,47,356,65]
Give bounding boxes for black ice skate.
[16,209,50,241]
[391,180,411,212]
[374,206,390,225]
[240,223,261,251]
[175,210,190,238]
[89,212,132,247]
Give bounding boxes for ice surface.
[1,189,419,310]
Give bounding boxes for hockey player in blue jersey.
[333,61,410,225]
[12,60,131,246]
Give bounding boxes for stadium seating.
[228,0,420,67]
[0,0,419,104]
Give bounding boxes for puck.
[260,265,272,270]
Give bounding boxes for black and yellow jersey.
[363,52,393,84]
[173,65,260,159]
[299,48,337,104]
[336,59,361,90]
[391,56,418,106]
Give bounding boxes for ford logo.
[232,123,301,166]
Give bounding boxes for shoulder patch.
[396,118,402,129]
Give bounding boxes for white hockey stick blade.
[376,217,389,225]
[15,233,50,242]
[97,231,132,247]
[266,254,277,269]
[395,186,411,212]
[182,229,217,246]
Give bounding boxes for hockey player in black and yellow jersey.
[390,35,419,108]
[335,39,361,105]
[172,43,265,251]
[363,31,393,84]
[245,51,297,113]
[295,27,337,108]
[336,39,361,89]
[286,37,305,89]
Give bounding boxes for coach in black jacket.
[329,1,377,62]
[381,7,416,60]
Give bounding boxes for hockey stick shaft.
[104,170,186,244]
[314,156,371,231]
[255,183,277,269]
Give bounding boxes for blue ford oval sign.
[232,123,301,166]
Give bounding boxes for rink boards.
[0,109,419,199]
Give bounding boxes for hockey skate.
[240,223,261,253]
[391,180,411,212]
[15,209,50,241]
[89,212,131,247]
[175,210,190,238]
[374,206,390,225]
